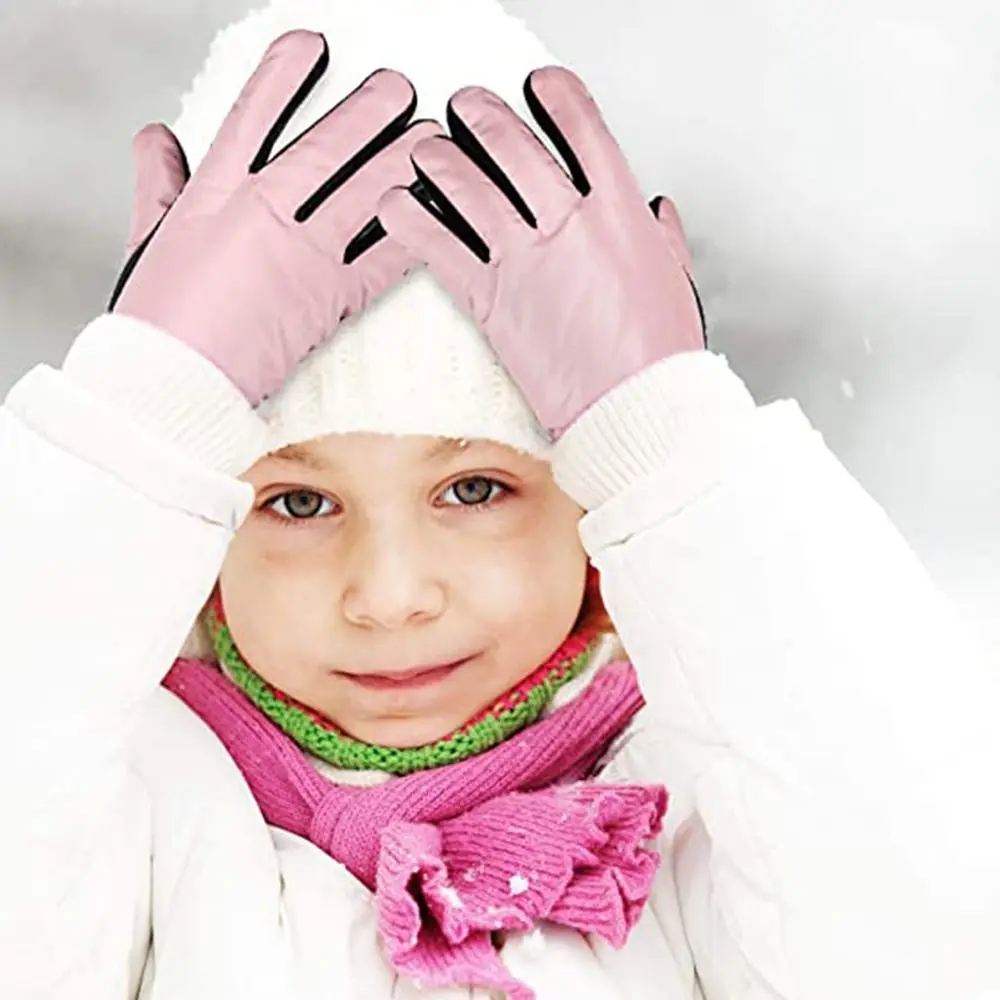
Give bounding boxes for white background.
[1,0,997,642]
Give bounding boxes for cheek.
[458,506,588,639]
[530,502,589,630]
[218,531,330,675]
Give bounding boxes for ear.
[575,563,614,637]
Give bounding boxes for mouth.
[332,655,477,692]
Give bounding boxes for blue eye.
[440,476,507,507]
[266,491,336,520]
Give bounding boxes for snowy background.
[1,0,998,643]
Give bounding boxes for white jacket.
[1,313,998,1000]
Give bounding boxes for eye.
[439,476,508,507]
[265,490,336,521]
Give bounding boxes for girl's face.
[220,433,589,749]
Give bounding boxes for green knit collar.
[204,594,599,777]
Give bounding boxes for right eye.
[264,490,336,521]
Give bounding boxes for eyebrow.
[268,437,475,471]
[422,438,473,461]
[269,444,330,471]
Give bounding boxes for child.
[3,1,1000,998]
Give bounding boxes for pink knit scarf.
[163,657,667,999]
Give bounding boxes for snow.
[439,886,464,909]
[509,873,530,896]
[0,0,997,641]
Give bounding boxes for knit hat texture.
[172,0,562,457]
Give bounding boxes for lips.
[333,655,475,691]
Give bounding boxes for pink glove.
[110,30,440,405]
[378,66,705,438]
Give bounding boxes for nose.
[340,522,447,631]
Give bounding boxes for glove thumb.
[650,194,707,347]
[126,123,189,255]
[649,195,694,273]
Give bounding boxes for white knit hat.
[172,0,562,458]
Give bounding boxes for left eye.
[266,491,335,520]
[440,476,506,507]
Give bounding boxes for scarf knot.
[375,782,666,999]
[163,654,667,999]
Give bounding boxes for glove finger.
[198,30,329,189]
[298,119,441,255]
[446,85,578,236]
[126,123,189,255]
[523,65,631,198]
[650,195,694,272]
[261,68,417,219]
[377,183,490,322]
[408,134,529,259]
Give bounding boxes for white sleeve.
[554,351,1000,1000]
[0,314,263,997]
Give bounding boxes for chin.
[348,713,461,750]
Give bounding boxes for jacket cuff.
[61,313,266,477]
[552,351,758,512]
